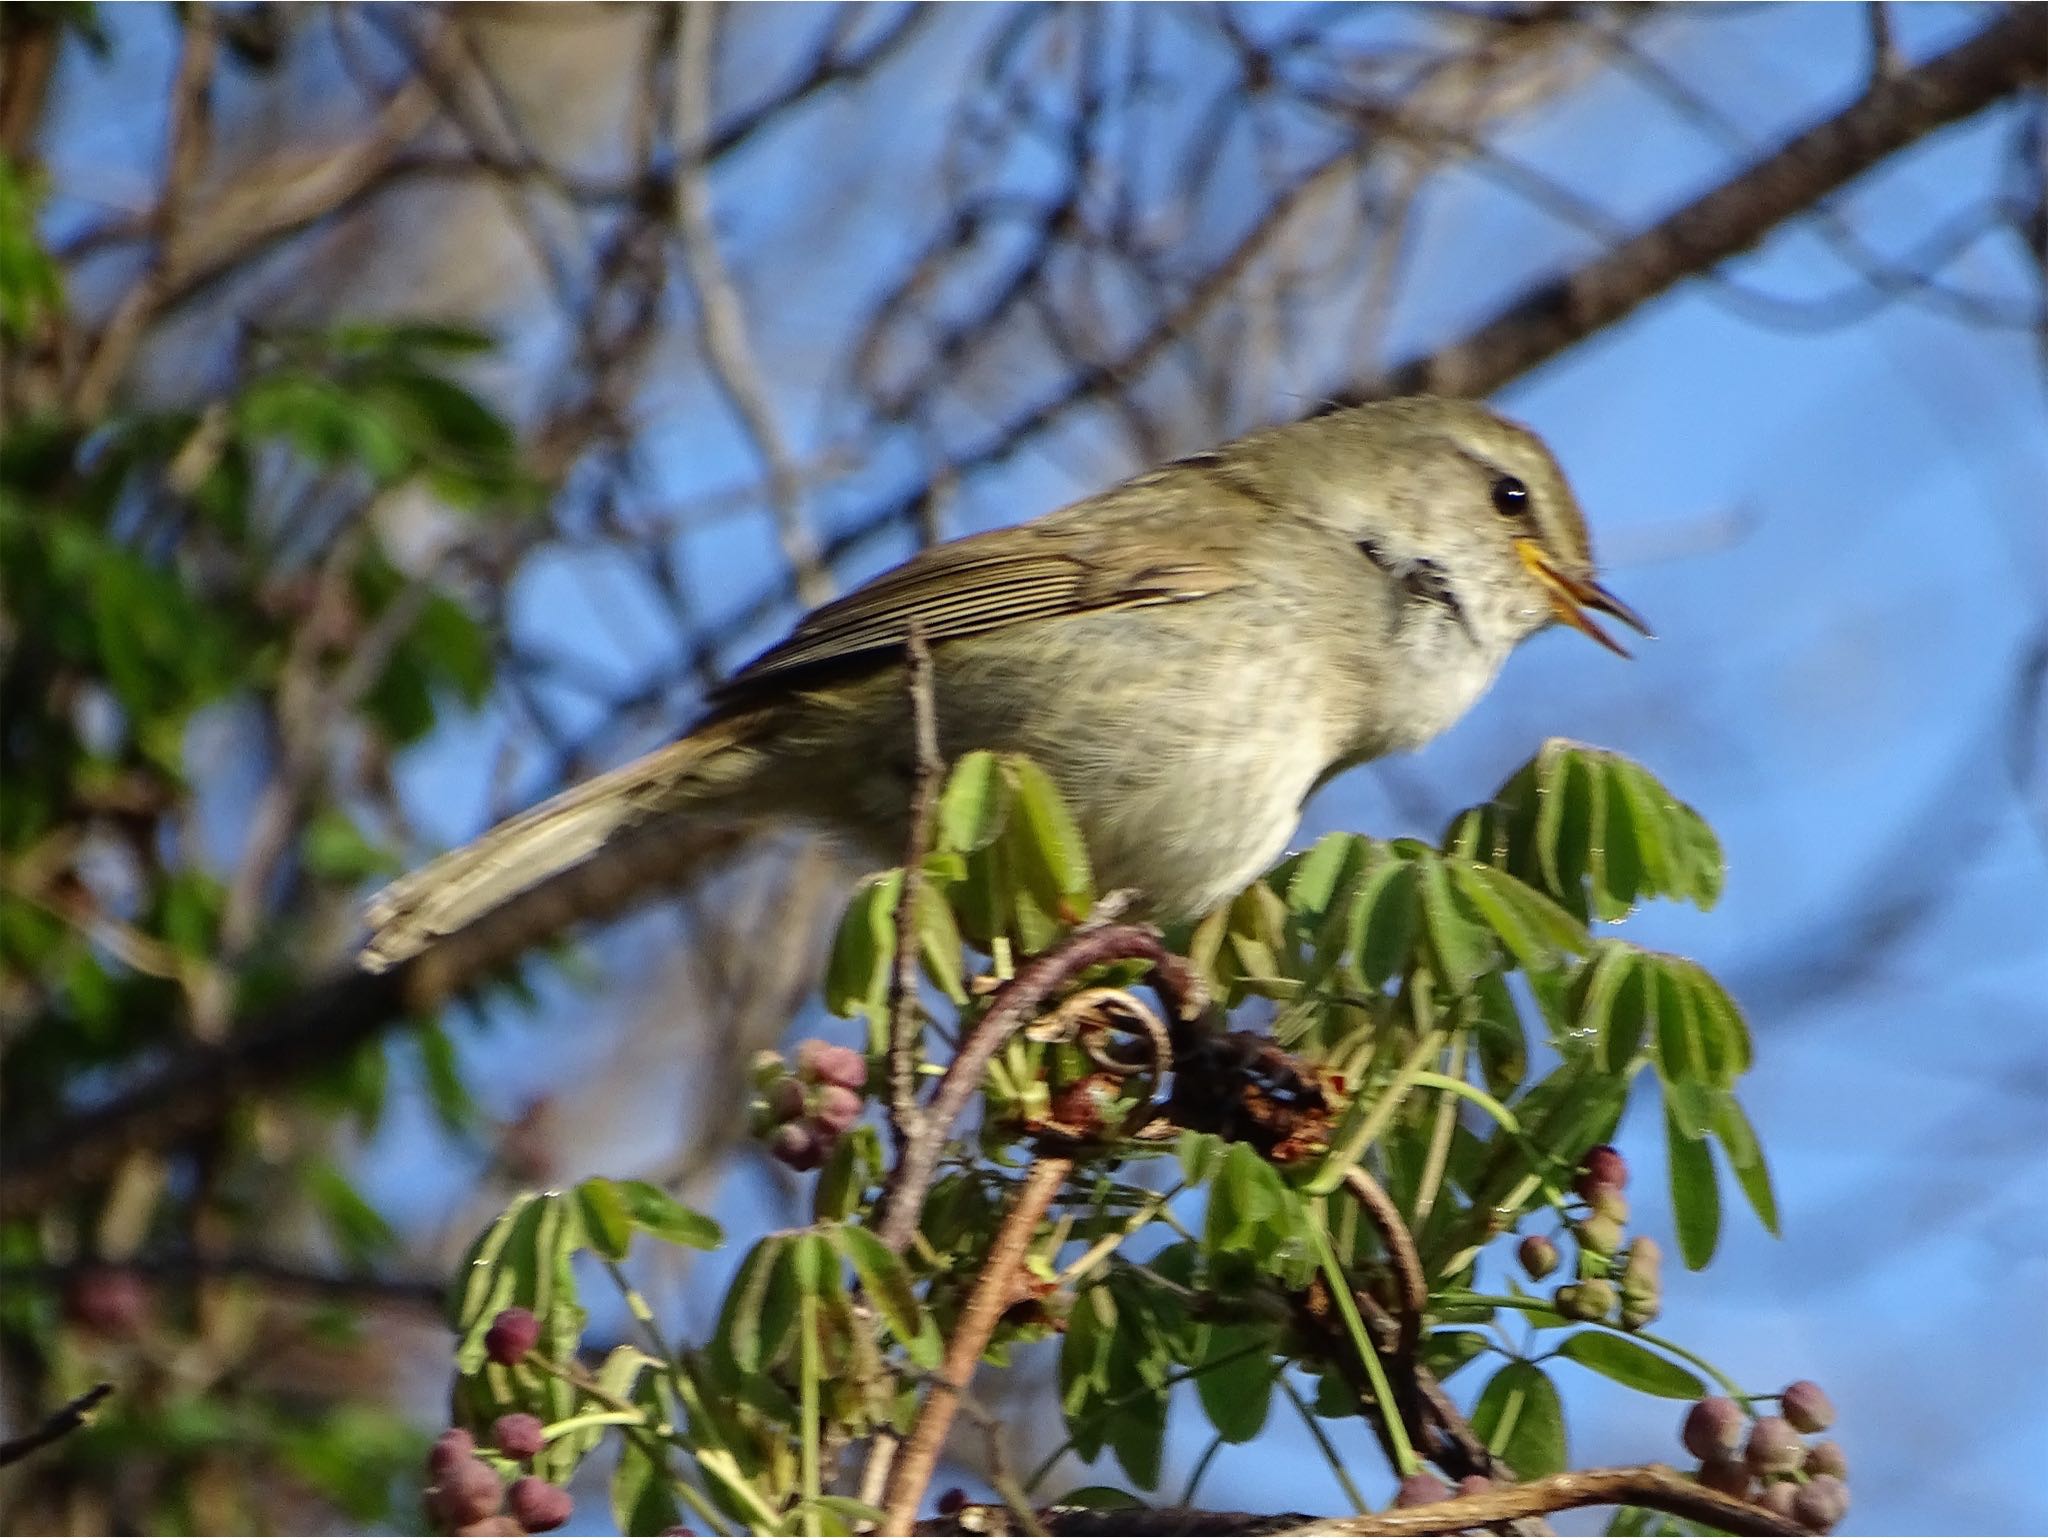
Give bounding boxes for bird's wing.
[715,516,1242,700]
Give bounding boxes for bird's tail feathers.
[359,715,760,972]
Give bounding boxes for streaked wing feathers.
[716,524,1238,699]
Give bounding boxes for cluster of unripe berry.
[751,1039,869,1170]
[1684,1383,1847,1530]
[418,1309,574,1535]
[1515,1144,1660,1329]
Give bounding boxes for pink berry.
[1793,1473,1850,1532]
[770,1121,827,1171]
[1394,1472,1450,1507]
[483,1307,540,1366]
[1576,1144,1628,1196]
[1744,1415,1804,1477]
[1756,1481,1799,1519]
[1806,1439,1848,1480]
[797,1040,868,1091]
[507,1476,573,1533]
[426,1427,477,1478]
[1682,1396,1745,1460]
[1695,1456,1750,1499]
[428,1454,504,1527]
[1456,1475,1493,1496]
[1782,1378,1835,1434]
[1517,1234,1559,1280]
[490,1412,545,1461]
[810,1084,863,1136]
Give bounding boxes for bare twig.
[1363,6,2048,402]
[881,1154,1072,1532]
[673,4,830,606]
[0,1383,114,1470]
[885,623,944,1147]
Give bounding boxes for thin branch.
[673,4,830,606]
[0,1383,114,1470]
[1339,1165,1426,1447]
[880,1154,1072,1531]
[0,1256,446,1312]
[1361,6,2048,402]
[886,624,943,1147]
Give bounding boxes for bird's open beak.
[1515,538,1653,657]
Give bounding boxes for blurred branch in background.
[1,4,2044,1532]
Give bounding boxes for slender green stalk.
[1180,1433,1227,1508]
[1310,1204,1417,1475]
[1411,1038,1467,1228]
[1280,1377,1372,1514]
[800,1291,822,1537]
[1408,1069,1519,1132]
[1052,1181,1184,1287]
[1309,1026,1447,1195]
[1450,1291,1749,1399]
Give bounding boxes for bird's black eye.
[1492,476,1530,518]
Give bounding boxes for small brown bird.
[360,396,1645,970]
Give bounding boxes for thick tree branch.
[914,1464,1808,1536]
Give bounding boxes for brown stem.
[912,1463,1805,1535]
[0,1383,113,1469]
[881,1155,1072,1532]
[1339,1166,1427,1451]
[1271,1463,1808,1536]
[886,623,943,1148]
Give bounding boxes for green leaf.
[1665,1096,1722,1270]
[834,1224,922,1343]
[1711,1095,1779,1236]
[1556,1332,1706,1398]
[1005,754,1094,922]
[1206,1142,1284,1254]
[612,1180,723,1249]
[714,1236,785,1375]
[1575,943,1641,1072]
[1469,1359,1567,1477]
[573,1178,633,1262]
[937,750,1009,852]
[1418,854,1495,992]
[1193,1323,1278,1442]
[1349,856,1419,987]
[303,807,399,881]
[611,1436,682,1536]
[1651,959,1703,1086]
[1420,1329,1493,1382]
[1449,862,1590,972]
[823,871,900,1018]
[917,882,969,1004]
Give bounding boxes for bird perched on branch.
[360,396,1645,972]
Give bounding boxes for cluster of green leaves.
[447,741,1780,1532]
[0,173,536,1532]
[449,1176,919,1535]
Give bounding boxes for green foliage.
[1,252,529,1529]
[443,742,1787,1532]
